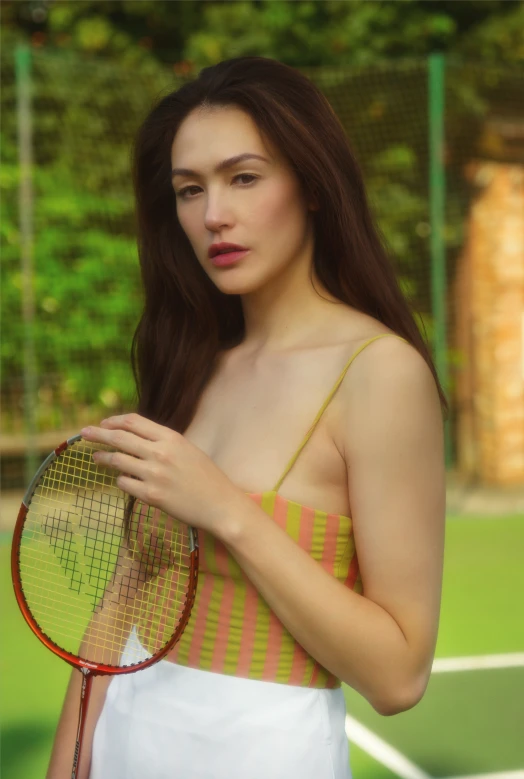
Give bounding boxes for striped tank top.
[168,333,408,688]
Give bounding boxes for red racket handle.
[71,668,94,779]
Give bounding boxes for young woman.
[48,56,447,779]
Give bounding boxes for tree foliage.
[2,0,523,68]
[1,1,522,433]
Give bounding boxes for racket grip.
[71,668,94,779]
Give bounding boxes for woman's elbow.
[373,672,430,717]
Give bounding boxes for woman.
[48,56,447,779]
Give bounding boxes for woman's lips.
[210,249,250,267]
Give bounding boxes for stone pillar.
[453,161,524,485]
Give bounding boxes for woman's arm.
[46,670,111,779]
[218,338,446,716]
[47,541,146,778]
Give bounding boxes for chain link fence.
[2,45,523,487]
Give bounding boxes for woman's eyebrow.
[172,152,270,179]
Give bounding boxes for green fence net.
[2,45,523,487]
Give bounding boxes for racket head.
[11,434,199,675]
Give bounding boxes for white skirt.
[89,629,352,779]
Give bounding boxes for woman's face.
[171,105,316,295]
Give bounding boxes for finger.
[81,426,148,460]
[99,413,176,443]
[92,450,145,481]
[115,474,148,503]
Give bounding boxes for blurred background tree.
[2,0,523,67]
[1,0,522,444]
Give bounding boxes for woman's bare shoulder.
[325,308,405,351]
[326,309,425,436]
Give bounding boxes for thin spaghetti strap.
[272,333,408,492]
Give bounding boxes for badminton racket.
[11,433,199,779]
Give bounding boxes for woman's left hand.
[80,413,244,537]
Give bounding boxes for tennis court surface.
[1,510,523,778]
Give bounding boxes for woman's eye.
[177,173,257,199]
[235,174,256,186]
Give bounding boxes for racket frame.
[11,433,200,777]
[12,434,199,675]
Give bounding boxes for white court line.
[432,654,524,672]
[345,714,431,779]
[346,714,524,779]
[346,654,523,779]
[345,654,523,779]
[442,773,524,779]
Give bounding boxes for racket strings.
[17,440,194,668]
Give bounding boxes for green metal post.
[428,52,452,468]
[15,42,39,484]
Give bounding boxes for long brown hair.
[130,55,449,432]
